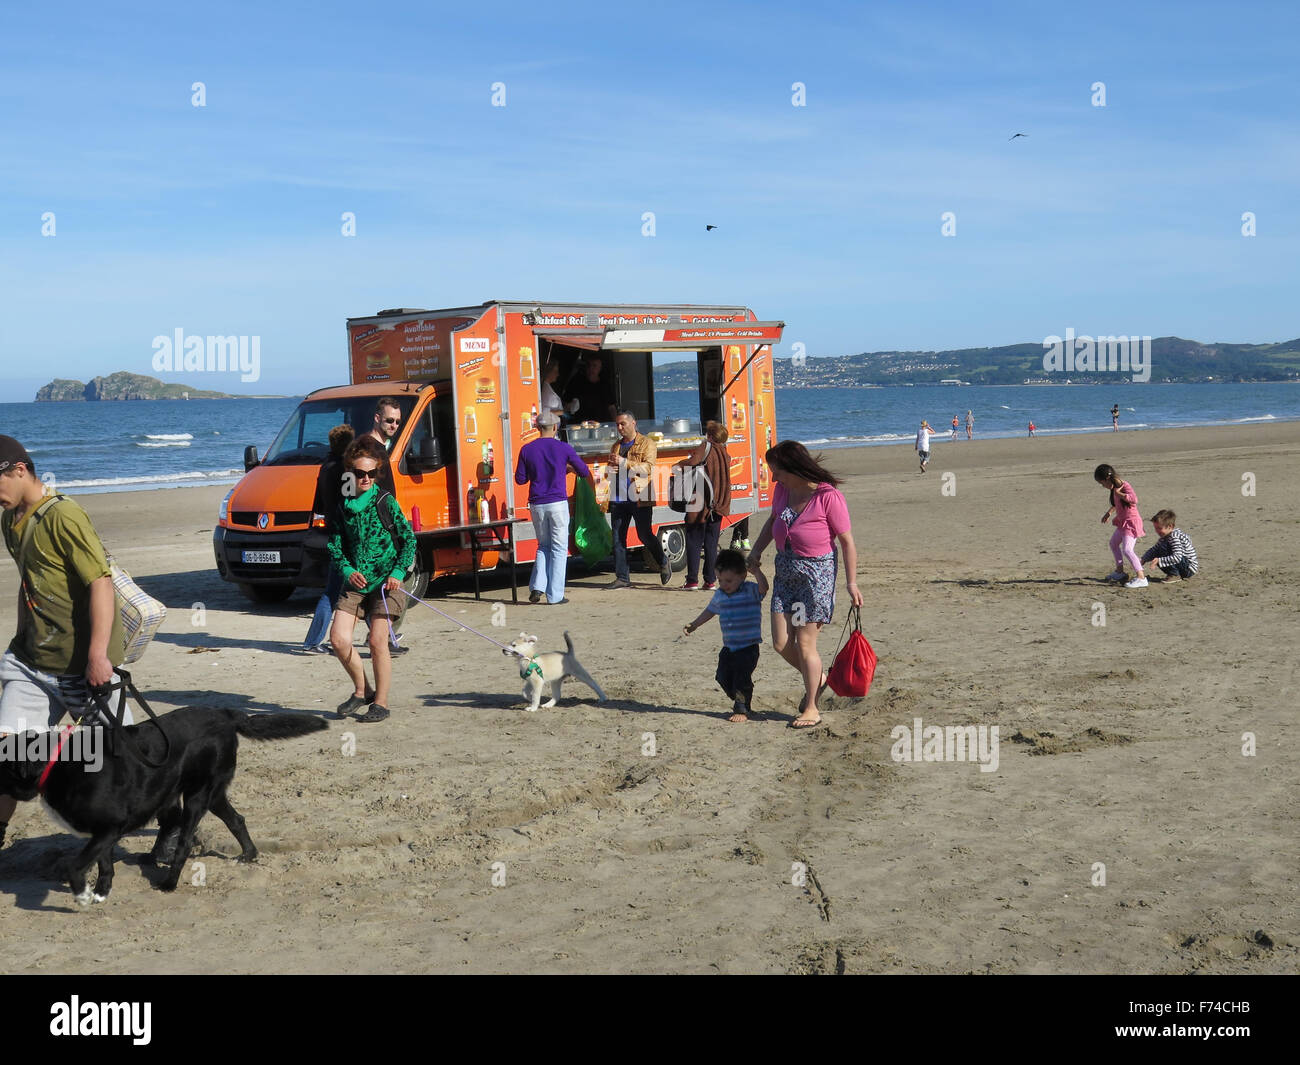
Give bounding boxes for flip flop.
[788,716,822,730]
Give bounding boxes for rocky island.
[36,371,240,401]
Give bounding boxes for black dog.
[0,706,327,905]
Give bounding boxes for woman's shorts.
[771,547,837,625]
[336,584,404,625]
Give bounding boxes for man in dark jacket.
[302,424,354,651]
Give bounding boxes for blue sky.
[2,0,1297,397]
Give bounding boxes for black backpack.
[336,488,413,576]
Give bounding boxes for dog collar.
[36,725,75,794]
[523,658,543,679]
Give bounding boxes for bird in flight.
[706,224,718,231]
[1009,133,1027,140]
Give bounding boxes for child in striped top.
[684,549,768,723]
[1141,509,1199,579]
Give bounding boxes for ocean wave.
[58,469,243,490]
[143,433,195,440]
[135,440,191,448]
[802,433,911,445]
[1234,414,1275,422]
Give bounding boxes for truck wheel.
[658,526,687,572]
[239,582,294,604]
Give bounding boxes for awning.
[600,321,785,350]
[533,329,604,352]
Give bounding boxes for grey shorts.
[0,651,133,733]
[918,450,930,462]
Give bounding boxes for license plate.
[241,551,281,564]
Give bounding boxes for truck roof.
[347,299,753,324]
[303,380,432,401]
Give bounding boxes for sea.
[2,382,1296,495]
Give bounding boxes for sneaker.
[703,581,718,591]
[528,589,543,604]
[660,559,672,585]
[736,539,752,551]
[1124,577,1149,588]
[1105,570,1127,582]
[359,703,389,723]
[683,581,700,591]
[609,578,632,589]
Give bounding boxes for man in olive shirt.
[0,435,127,848]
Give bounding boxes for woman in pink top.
[1094,463,1147,588]
[747,441,862,729]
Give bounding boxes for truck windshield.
[261,396,418,466]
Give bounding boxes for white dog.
[503,632,607,712]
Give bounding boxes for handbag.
[826,605,877,698]
[668,440,712,514]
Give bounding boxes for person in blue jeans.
[515,412,594,604]
[302,424,353,651]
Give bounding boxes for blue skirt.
[771,546,837,625]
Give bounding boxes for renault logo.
[258,512,270,529]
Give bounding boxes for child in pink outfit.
[1094,464,1147,587]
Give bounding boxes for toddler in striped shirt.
[683,549,768,723]
[1141,509,1199,579]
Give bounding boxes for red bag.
[827,606,877,698]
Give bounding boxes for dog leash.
[36,725,76,794]
[23,667,171,772]
[392,586,528,658]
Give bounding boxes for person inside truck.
[363,396,400,496]
[565,355,617,424]
[541,359,578,425]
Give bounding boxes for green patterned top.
[326,486,416,593]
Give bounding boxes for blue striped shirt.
[708,581,763,650]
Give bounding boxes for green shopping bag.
[573,479,612,566]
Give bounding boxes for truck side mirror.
[411,436,442,472]
[243,445,260,471]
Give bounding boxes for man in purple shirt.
[515,413,594,604]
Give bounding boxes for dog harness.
[36,725,75,794]
[523,657,543,680]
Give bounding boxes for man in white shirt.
[915,420,933,473]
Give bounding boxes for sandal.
[788,715,822,730]
[336,689,376,719]
[359,703,389,723]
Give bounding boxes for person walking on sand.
[746,441,862,730]
[682,549,768,722]
[951,415,959,441]
[1095,463,1147,588]
[1028,420,1036,438]
[0,435,130,850]
[915,420,933,472]
[1111,404,1120,432]
[966,410,973,440]
[328,436,416,722]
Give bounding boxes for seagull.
[706,224,718,231]
[1009,132,1027,140]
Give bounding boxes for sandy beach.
[1,421,1297,974]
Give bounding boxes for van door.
[397,392,458,528]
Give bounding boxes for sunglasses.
[381,417,400,425]
[349,467,379,481]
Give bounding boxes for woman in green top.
[327,437,415,723]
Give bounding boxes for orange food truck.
[212,300,783,602]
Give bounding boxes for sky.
[2,0,1297,398]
